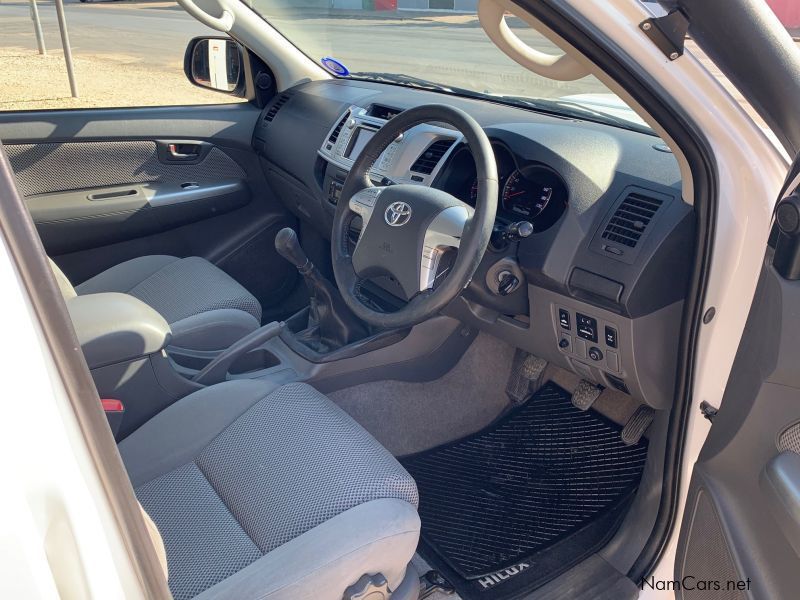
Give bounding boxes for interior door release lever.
[167,143,201,159]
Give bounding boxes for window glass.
[0,2,243,111]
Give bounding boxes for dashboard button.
[607,350,619,372]
[588,347,603,362]
[558,308,570,330]
[605,326,618,348]
[576,313,598,342]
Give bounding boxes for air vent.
[601,192,663,248]
[328,112,349,145]
[410,139,455,175]
[263,94,291,123]
[367,104,402,120]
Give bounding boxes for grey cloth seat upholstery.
[119,380,421,600]
[52,255,262,352]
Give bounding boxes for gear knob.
[275,227,309,270]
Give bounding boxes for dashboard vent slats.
[264,94,291,123]
[601,192,663,248]
[410,139,455,175]
[328,112,349,144]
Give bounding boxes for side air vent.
[601,192,663,248]
[264,94,291,123]
[410,139,455,175]
[328,112,349,145]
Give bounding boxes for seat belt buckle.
[101,399,125,439]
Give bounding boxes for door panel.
[0,104,299,320]
[674,151,800,600]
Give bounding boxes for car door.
[0,4,298,322]
[0,103,297,322]
[672,157,800,599]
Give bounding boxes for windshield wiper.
[497,96,654,135]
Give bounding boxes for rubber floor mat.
[401,382,648,599]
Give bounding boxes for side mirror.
[184,37,245,96]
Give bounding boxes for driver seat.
[119,379,421,600]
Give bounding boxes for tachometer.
[501,169,553,219]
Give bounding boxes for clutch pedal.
[506,350,547,404]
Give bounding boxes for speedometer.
[501,169,553,219]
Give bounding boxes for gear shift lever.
[275,227,366,353]
[275,228,311,272]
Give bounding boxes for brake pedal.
[621,405,655,445]
[419,570,455,599]
[572,379,602,411]
[506,350,547,404]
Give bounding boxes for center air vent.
[264,94,291,123]
[601,192,663,249]
[328,112,349,145]
[410,139,455,175]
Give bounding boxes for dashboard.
[251,79,694,411]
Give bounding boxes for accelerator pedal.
[506,350,548,404]
[572,379,602,411]
[621,405,655,445]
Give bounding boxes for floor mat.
[401,382,649,600]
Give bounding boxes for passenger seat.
[50,255,262,353]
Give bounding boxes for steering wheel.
[332,104,498,329]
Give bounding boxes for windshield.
[246,1,650,133]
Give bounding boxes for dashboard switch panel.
[576,313,598,342]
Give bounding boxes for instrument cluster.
[440,142,568,231]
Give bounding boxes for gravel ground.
[0,46,239,111]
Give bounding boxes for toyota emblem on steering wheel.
[385,201,412,226]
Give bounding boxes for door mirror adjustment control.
[588,346,604,362]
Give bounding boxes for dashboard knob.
[508,221,534,239]
[588,347,604,362]
[559,338,570,349]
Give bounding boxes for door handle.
[156,140,210,164]
[167,143,201,160]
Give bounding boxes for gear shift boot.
[275,228,367,353]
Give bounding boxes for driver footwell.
[400,382,648,600]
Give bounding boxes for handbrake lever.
[192,321,284,386]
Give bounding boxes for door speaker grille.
[778,422,800,454]
[678,488,745,600]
